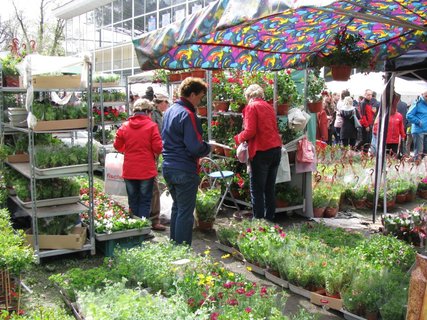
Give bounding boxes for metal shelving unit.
[0,56,96,262]
[93,78,129,171]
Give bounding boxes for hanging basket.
[331,65,352,81]
[307,101,323,113]
[277,103,289,116]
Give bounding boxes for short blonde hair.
[133,98,154,112]
[344,96,354,107]
[244,84,264,101]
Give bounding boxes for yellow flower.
[246,266,252,272]
[204,250,210,255]
[221,254,231,259]
[228,272,234,277]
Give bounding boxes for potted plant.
[417,176,427,199]
[305,69,326,113]
[195,187,221,230]
[276,70,301,114]
[321,27,373,81]
[1,53,23,87]
[312,183,330,217]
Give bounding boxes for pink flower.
[210,312,219,320]
[245,307,252,313]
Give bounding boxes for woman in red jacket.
[113,98,163,219]
[373,94,406,156]
[234,84,282,222]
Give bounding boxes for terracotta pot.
[197,220,214,231]
[197,106,207,117]
[168,73,181,82]
[313,207,325,218]
[213,145,224,155]
[223,148,233,158]
[180,71,191,80]
[419,189,427,199]
[277,103,289,115]
[276,199,289,208]
[191,69,206,78]
[307,100,323,113]
[213,101,229,112]
[365,311,378,320]
[331,65,352,81]
[395,193,407,203]
[4,75,20,87]
[352,199,366,209]
[406,192,416,202]
[324,207,338,218]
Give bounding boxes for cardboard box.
[310,289,343,311]
[34,118,88,131]
[32,75,83,89]
[7,154,29,163]
[26,226,87,250]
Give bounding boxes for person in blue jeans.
[234,84,282,221]
[161,77,211,245]
[113,99,163,219]
[407,90,427,161]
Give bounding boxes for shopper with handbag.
[234,84,282,222]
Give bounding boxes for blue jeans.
[413,133,424,160]
[125,178,154,219]
[163,167,200,245]
[249,147,281,221]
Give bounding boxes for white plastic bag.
[288,107,311,131]
[237,142,249,163]
[276,147,291,183]
[159,190,173,224]
[104,153,127,196]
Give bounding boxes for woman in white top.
[334,89,351,144]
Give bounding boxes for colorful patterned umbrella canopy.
[133,0,427,71]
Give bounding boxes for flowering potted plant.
[305,69,326,113]
[321,27,372,81]
[418,177,427,199]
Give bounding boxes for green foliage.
[305,69,326,103]
[321,31,372,69]
[0,208,35,273]
[0,54,22,76]
[0,306,74,320]
[195,188,221,222]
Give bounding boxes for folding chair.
[199,157,239,215]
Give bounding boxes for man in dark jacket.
[161,77,211,245]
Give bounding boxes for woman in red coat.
[373,94,406,156]
[113,98,163,218]
[234,84,282,222]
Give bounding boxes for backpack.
[296,137,315,163]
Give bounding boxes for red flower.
[236,287,245,294]
[245,289,255,297]
[227,298,239,306]
[210,312,219,320]
[260,286,268,297]
[245,307,252,313]
[212,77,220,83]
